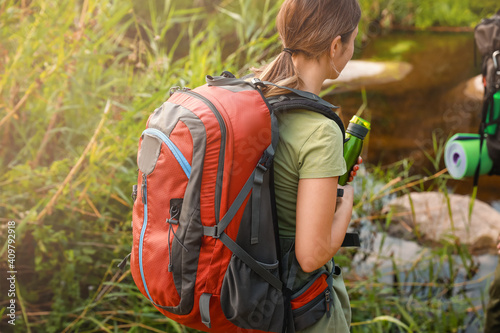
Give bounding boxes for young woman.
[254,0,362,331]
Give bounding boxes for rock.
[463,74,484,100]
[382,192,500,253]
[322,60,413,93]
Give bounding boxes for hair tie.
[282,48,295,55]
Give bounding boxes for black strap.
[251,115,279,244]
[219,232,283,291]
[267,94,346,144]
[252,164,266,244]
[260,80,338,109]
[474,90,495,187]
[283,287,295,333]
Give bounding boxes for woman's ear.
[330,35,342,60]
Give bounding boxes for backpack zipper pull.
[141,174,147,204]
[132,184,138,202]
[117,253,131,270]
[325,289,332,317]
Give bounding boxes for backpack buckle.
[258,148,274,171]
[213,225,220,238]
[256,163,267,173]
[203,226,219,238]
[251,78,266,88]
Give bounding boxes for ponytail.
[253,50,303,98]
[252,0,361,98]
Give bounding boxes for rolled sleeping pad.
[444,133,493,179]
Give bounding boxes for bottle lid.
[346,116,370,139]
[350,115,371,130]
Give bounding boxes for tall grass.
[0,0,495,332]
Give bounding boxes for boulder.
[463,74,484,100]
[382,192,500,253]
[322,60,413,93]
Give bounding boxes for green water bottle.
[338,116,371,186]
[485,91,500,135]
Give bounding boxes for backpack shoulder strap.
[266,94,360,248]
[267,94,347,144]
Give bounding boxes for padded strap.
[199,293,212,328]
[261,80,337,109]
[251,141,277,244]
[219,232,283,291]
[268,94,346,144]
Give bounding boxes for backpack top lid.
[475,11,500,58]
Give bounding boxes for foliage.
[0,0,492,332]
[357,0,498,30]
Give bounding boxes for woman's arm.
[295,177,354,273]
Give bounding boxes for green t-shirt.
[274,109,347,238]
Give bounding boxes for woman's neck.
[292,54,329,96]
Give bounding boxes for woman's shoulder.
[277,109,343,142]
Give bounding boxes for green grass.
[0,0,495,332]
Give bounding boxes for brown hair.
[253,0,361,97]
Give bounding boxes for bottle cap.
[350,116,371,130]
[346,116,370,139]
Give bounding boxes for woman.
[254,0,362,331]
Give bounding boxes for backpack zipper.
[138,173,154,302]
[179,90,226,224]
[325,289,331,317]
[142,128,191,179]
[137,127,193,302]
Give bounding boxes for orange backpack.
[125,72,359,332]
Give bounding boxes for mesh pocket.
[220,254,284,332]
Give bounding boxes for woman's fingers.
[347,157,363,183]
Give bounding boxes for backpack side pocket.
[291,272,333,331]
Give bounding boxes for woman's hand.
[347,156,363,182]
